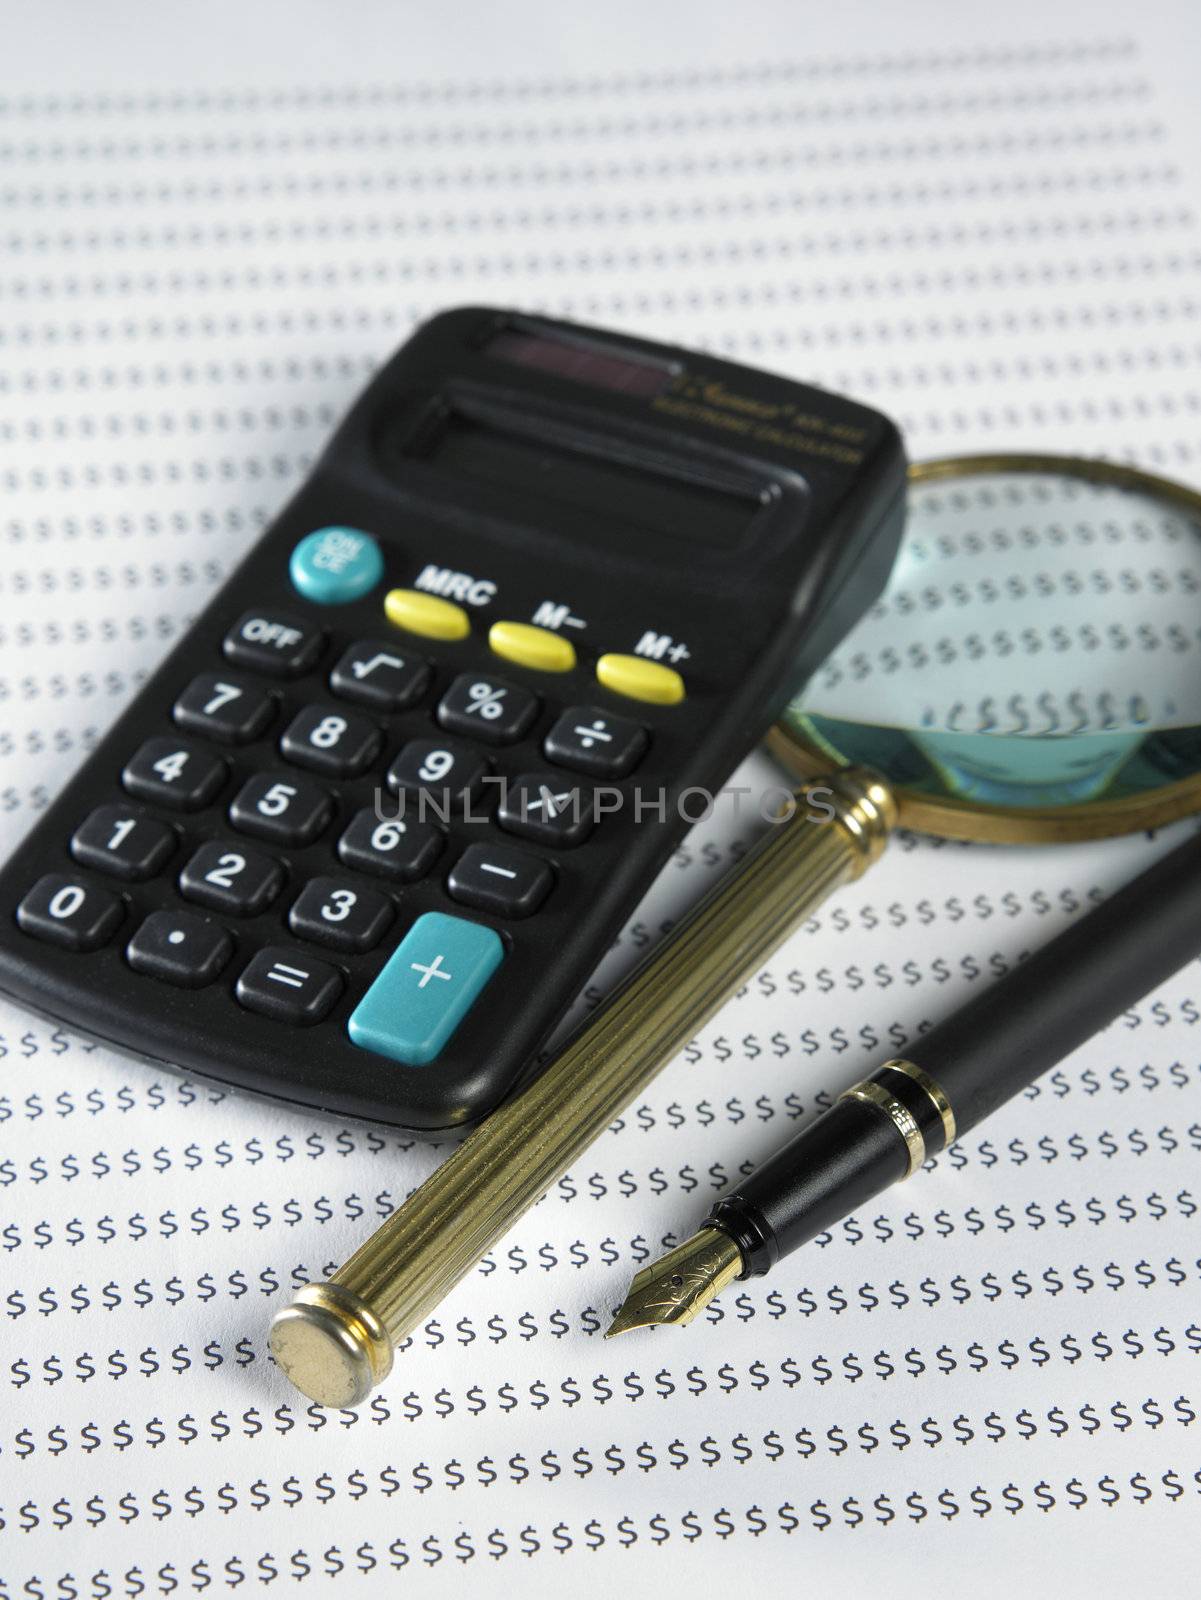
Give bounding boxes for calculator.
[0,308,905,1133]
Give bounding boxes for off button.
[289,526,384,605]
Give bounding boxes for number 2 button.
[280,705,381,777]
[179,841,284,916]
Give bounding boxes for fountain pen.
[607,823,1201,1337]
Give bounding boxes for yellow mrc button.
[384,588,470,641]
[489,620,576,673]
[596,653,686,705]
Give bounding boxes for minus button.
[447,843,553,919]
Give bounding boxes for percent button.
[436,673,539,746]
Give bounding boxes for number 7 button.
[347,912,503,1065]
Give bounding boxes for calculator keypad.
[497,773,596,847]
[330,640,431,711]
[229,773,332,846]
[17,874,124,952]
[123,738,228,811]
[224,610,325,677]
[71,805,177,882]
[436,672,539,745]
[337,807,443,882]
[288,877,395,953]
[173,673,275,744]
[126,910,234,989]
[178,841,285,917]
[236,948,344,1026]
[12,554,660,1090]
[280,705,382,777]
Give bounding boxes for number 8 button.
[280,705,381,777]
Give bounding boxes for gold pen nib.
[605,1227,744,1338]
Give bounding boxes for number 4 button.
[123,738,227,811]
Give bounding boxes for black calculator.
[0,308,905,1133]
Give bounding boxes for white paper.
[2,5,1200,1595]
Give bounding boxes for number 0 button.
[289,878,394,953]
[16,874,124,952]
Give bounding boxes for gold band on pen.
[879,1058,957,1146]
[839,1060,957,1177]
[839,1081,926,1176]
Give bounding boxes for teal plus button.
[347,912,504,1065]
[289,526,384,605]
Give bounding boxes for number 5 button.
[289,877,394,953]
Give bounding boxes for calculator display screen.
[422,407,763,548]
[485,324,676,399]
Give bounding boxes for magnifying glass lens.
[792,466,1201,810]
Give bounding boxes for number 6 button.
[288,877,394,952]
[178,841,284,916]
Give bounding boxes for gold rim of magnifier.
[769,451,1201,845]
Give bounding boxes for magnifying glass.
[770,452,1201,846]
[272,450,1201,1408]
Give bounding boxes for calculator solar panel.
[0,308,906,1133]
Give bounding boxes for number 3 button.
[288,877,394,952]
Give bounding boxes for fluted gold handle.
[269,769,896,1407]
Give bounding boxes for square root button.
[347,911,503,1065]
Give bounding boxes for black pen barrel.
[908,824,1201,1134]
[709,825,1201,1275]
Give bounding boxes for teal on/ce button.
[347,912,504,1066]
[289,526,384,605]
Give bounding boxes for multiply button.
[223,611,325,678]
[347,911,503,1065]
[544,705,648,778]
[497,773,595,847]
[289,527,383,605]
